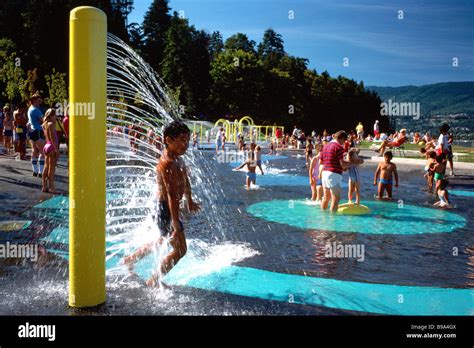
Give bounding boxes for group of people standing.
[0,93,68,194]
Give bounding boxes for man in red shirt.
[320,130,361,212]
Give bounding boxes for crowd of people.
[219,119,456,211]
[1,94,69,194]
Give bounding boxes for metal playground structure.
[190,116,285,144]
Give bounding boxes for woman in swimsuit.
[42,108,60,194]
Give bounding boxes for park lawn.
[357,141,474,163]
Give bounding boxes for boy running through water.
[374,151,398,199]
[234,143,261,189]
[123,121,201,287]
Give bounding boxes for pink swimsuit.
[43,127,58,155]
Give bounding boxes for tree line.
[0,0,389,133]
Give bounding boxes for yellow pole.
[200,123,203,144]
[69,6,107,308]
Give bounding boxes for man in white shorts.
[320,130,360,212]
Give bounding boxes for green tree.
[142,0,171,73]
[208,31,224,60]
[20,68,40,102]
[209,49,263,116]
[0,51,25,103]
[258,29,285,68]
[224,33,256,53]
[44,68,68,107]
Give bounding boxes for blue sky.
[128,0,474,87]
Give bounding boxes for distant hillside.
[367,82,474,116]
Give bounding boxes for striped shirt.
[321,140,344,174]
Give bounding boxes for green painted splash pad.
[247,199,466,234]
[32,195,473,315]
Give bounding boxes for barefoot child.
[305,139,314,167]
[431,153,447,194]
[309,144,323,202]
[423,150,436,193]
[374,151,398,199]
[234,149,258,189]
[254,144,264,175]
[123,121,201,287]
[433,179,452,208]
[347,148,363,204]
[3,106,13,155]
[41,108,60,194]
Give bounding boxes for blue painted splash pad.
[30,195,472,315]
[247,199,466,234]
[228,163,348,187]
[450,189,474,198]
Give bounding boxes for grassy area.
[358,141,474,163]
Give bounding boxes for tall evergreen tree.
[142,0,171,73]
[224,33,256,53]
[208,31,224,60]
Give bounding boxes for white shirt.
[438,134,449,151]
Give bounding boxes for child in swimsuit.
[305,139,314,167]
[374,151,398,199]
[41,108,60,194]
[234,149,258,189]
[123,121,201,287]
[2,107,13,155]
[13,102,28,160]
[192,132,198,149]
[309,143,323,202]
[431,153,447,194]
[433,179,452,208]
[423,150,436,193]
[347,148,363,204]
[254,144,264,175]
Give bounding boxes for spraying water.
[104,34,258,286]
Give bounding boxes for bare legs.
[348,180,360,204]
[123,232,187,288]
[321,187,341,213]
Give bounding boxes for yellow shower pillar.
[69,6,107,308]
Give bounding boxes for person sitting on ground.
[123,121,201,287]
[433,179,452,208]
[413,132,421,144]
[373,151,398,200]
[376,129,407,156]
